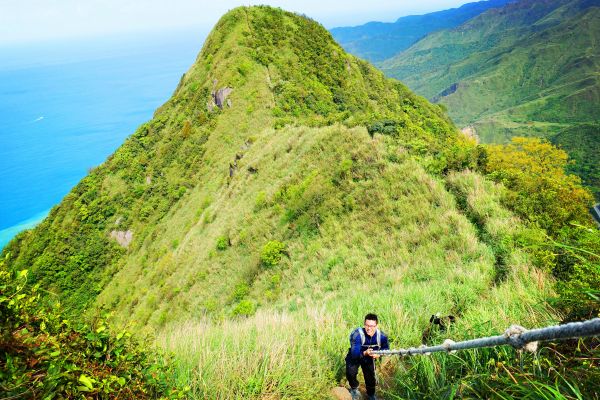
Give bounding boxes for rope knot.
[504,325,538,352]
[442,339,456,354]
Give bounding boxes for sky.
[1,0,473,45]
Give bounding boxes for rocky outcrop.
[207,84,233,111]
[214,87,233,108]
[110,230,133,248]
[461,125,479,143]
[206,78,234,111]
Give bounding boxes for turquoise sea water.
[0,30,205,249]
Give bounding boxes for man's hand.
[363,348,380,358]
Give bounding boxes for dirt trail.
[331,358,397,399]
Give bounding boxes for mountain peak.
[3,5,472,323]
[163,4,461,143]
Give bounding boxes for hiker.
[346,313,389,400]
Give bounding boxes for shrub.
[216,235,230,251]
[0,263,186,399]
[367,119,399,137]
[260,241,287,268]
[232,283,250,301]
[231,299,256,317]
[483,137,593,235]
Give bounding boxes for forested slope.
[380,0,600,197]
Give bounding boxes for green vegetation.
[552,223,600,321]
[330,0,510,62]
[260,240,287,268]
[0,260,184,399]
[481,137,599,321]
[552,123,600,200]
[216,235,230,251]
[2,5,598,399]
[483,137,593,235]
[379,0,600,196]
[388,338,600,398]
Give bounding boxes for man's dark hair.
[364,313,378,323]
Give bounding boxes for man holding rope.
[346,313,389,400]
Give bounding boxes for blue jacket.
[348,327,390,359]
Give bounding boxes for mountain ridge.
[3,5,471,320]
[380,0,600,138]
[330,0,512,62]
[379,0,600,196]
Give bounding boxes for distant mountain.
[380,0,600,196]
[330,0,511,62]
[381,0,600,140]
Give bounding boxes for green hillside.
[2,6,597,399]
[330,0,510,62]
[552,123,600,199]
[380,0,599,142]
[2,5,467,320]
[380,0,600,197]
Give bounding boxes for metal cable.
[372,318,600,356]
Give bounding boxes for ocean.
[0,29,206,249]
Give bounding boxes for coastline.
[0,209,50,250]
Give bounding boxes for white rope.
[372,318,600,357]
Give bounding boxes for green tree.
[483,137,593,236]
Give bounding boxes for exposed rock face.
[213,87,233,108]
[110,230,133,248]
[207,87,233,111]
[591,204,600,226]
[461,125,479,143]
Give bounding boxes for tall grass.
[86,121,565,398]
[158,309,346,398]
[150,163,561,399]
[156,271,557,399]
